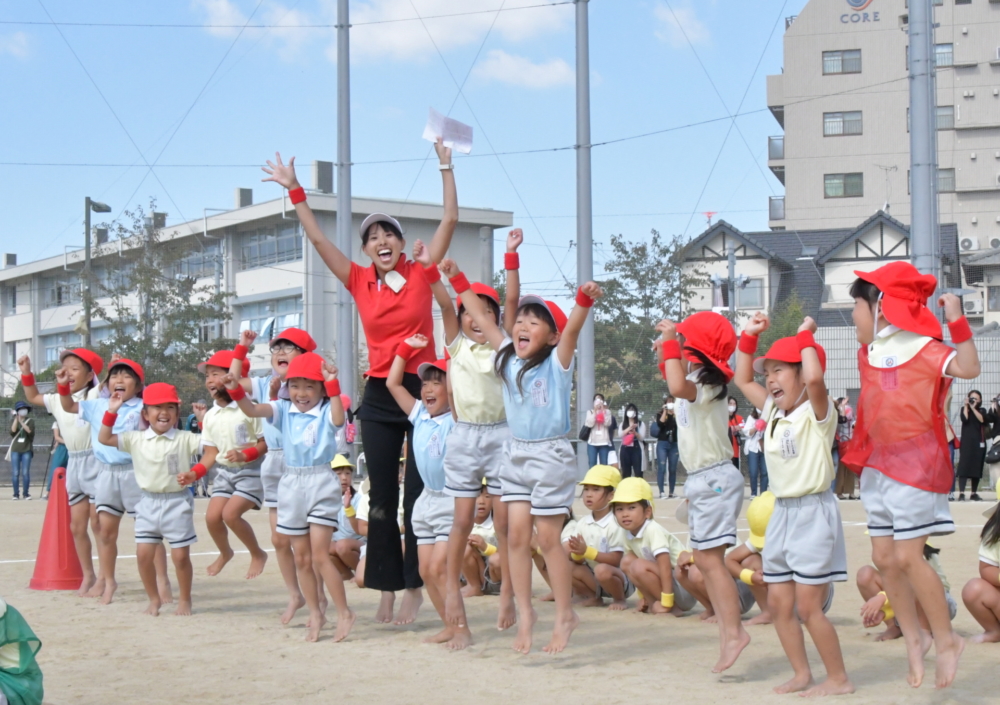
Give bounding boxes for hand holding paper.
[422,107,473,155]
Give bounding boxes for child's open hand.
[744,312,770,337]
[405,334,429,349]
[261,152,300,190]
[580,281,603,301]
[17,355,32,375]
[191,402,208,423]
[176,470,197,487]
[468,534,487,552]
[506,228,524,252]
[322,361,339,381]
[566,534,587,557]
[240,328,258,347]
[107,392,124,414]
[797,316,818,334]
[433,137,452,166]
[939,293,963,323]
[412,239,431,266]
[861,593,889,628]
[438,258,460,278]
[221,373,240,391]
[268,375,282,398]
[655,319,678,341]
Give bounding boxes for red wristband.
[325,379,341,397]
[662,339,682,361]
[796,330,817,351]
[505,252,520,270]
[288,187,307,205]
[396,342,420,361]
[738,333,759,355]
[241,447,260,463]
[20,374,35,387]
[102,411,118,427]
[191,463,208,480]
[57,383,72,397]
[948,316,973,344]
[423,263,441,284]
[576,287,595,308]
[227,384,246,402]
[233,344,248,362]
[658,361,667,381]
[449,272,471,295]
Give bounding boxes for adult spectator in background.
[985,394,1000,491]
[833,398,856,500]
[741,408,767,498]
[958,389,991,501]
[617,403,645,479]
[41,422,69,501]
[584,393,614,466]
[9,401,35,500]
[727,396,744,469]
[652,396,679,499]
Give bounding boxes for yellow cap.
[578,465,622,489]
[330,454,355,470]
[610,477,654,509]
[482,477,489,487]
[747,491,775,550]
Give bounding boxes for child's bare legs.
[270,508,304,623]
[695,546,750,673]
[205,497,234,575]
[70,500,97,595]
[97,511,122,604]
[445,497,476,627]
[438,545,473,649]
[222,496,268,579]
[796,583,854,696]
[419,544,452,643]
[289,534,324,641]
[769,581,812,692]
[154,542,173,603]
[595,564,630,610]
[628,559,683,617]
[962,577,1000,642]
[331,538,361,580]
[136,543,161,615]
[535,514,579,654]
[172,546,193,616]
[84,505,106,597]
[741,554,771,626]
[571,563,602,606]
[677,564,715,620]
[493,500,516,630]
[857,564,900,640]
[461,546,485,597]
[506,501,538,653]
[310,525,355,642]
[534,546,554,600]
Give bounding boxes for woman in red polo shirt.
[263,141,456,623]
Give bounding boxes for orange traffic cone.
[29,468,83,590]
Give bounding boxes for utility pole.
[336,0,356,406]
[575,0,594,470]
[727,247,737,322]
[83,197,111,347]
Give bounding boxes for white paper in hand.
[422,107,473,154]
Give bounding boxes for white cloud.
[191,0,312,61]
[653,2,709,49]
[0,31,30,59]
[472,49,572,88]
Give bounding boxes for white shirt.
[675,370,732,472]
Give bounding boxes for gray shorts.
[276,465,342,536]
[260,449,285,509]
[685,461,744,551]
[860,467,954,541]
[66,449,97,506]
[483,562,502,595]
[587,564,637,601]
[737,579,756,615]
[412,488,455,545]
[502,437,578,516]
[946,591,958,620]
[212,461,263,508]
[95,462,141,517]
[763,490,847,585]
[674,579,698,612]
[134,491,198,549]
[443,421,507,498]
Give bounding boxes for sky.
[0,0,810,301]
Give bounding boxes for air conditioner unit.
[964,297,985,315]
[990,237,1000,249]
[960,235,981,251]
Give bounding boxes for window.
[737,279,764,309]
[2,285,14,315]
[824,111,863,136]
[906,105,955,131]
[40,274,81,309]
[955,0,971,5]
[823,49,861,75]
[824,173,864,198]
[165,240,221,280]
[198,321,224,343]
[938,168,956,193]
[239,296,303,340]
[41,333,82,365]
[989,287,1000,312]
[935,43,953,67]
[239,224,302,270]
[4,342,16,368]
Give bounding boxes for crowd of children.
[18,213,1000,693]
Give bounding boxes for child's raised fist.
[938,292,963,323]
[412,239,431,266]
[16,355,32,374]
[438,258,460,278]
[506,228,524,253]
[744,312,770,337]
[797,316,818,335]
[405,334,429,349]
[54,367,70,385]
[580,281,603,300]
[221,373,240,390]
[108,392,124,413]
[240,328,258,347]
[191,402,208,422]
[322,361,339,381]
[655,319,678,341]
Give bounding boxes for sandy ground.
[3,492,1000,705]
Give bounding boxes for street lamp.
[83,197,112,347]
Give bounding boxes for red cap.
[285,352,325,382]
[199,351,250,377]
[417,359,448,378]
[471,283,500,305]
[517,295,568,333]
[269,327,317,353]
[142,382,181,406]
[854,262,941,339]
[109,358,145,385]
[753,336,827,374]
[675,311,737,380]
[60,348,104,375]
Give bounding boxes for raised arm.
[54,367,81,414]
[734,312,770,411]
[557,282,603,369]
[427,139,458,264]
[16,355,46,407]
[503,229,523,334]
[231,329,257,394]
[386,335,426,417]
[940,294,981,380]
[97,392,126,448]
[221,373,274,419]
[321,361,346,427]
[262,153,352,284]
[442,259,507,351]
[798,317,829,421]
[655,320,696,402]
[414,239,459,344]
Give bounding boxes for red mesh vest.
[841,341,953,493]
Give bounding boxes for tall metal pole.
[575,0,594,469]
[83,197,92,348]
[908,0,940,291]
[336,0,356,405]
[727,247,737,321]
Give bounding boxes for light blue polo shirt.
[267,398,344,467]
[252,375,283,450]
[80,395,144,466]
[334,492,364,541]
[407,400,455,492]
[495,340,574,441]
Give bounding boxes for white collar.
[581,510,614,528]
[118,396,143,409]
[144,426,177,440]
[288,400,324,418]
[628,519,652,540]
[215,400,239,410]
[771,396,812,422]
[476,515,494,531]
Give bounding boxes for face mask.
[728,405,737,413]
[626,410,636,418]
[17,409,28,417]
[666,403,674,411]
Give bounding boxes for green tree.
[759,290,806,351]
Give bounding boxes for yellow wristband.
[878,591,895,621]
[689,554,695,565]
[583,546,599,562]
[482,544,497,557]
[739,569,755,586]
[661,592,674,609]
[569,553,584,562]
[344,506,356,518]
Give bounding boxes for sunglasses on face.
[270,343,305,354]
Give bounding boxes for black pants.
[959,477,980,494]
[619,444,642,479]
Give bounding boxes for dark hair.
[624,403,639,418]
[982,503,1000,548]
[750,407,760,420]
[459,295,501,326]
[969,389,983,400]
[421,367,446,384]
[923,544,940,559]
[494,303,557,395]
[63,353,98,390]
[849,278,881,305]
[612,498,650,510]
[105,364,143,397]
[683,347,729,401]
[361,220,403,246]
[143,402,179,412]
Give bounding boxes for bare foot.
[245,549,268,579]
[699,608,715,621]
[143,598,162,616]
[650,601,669,615]
[207,549,234,576]
[713,626,751,673]
[174,600,192,616]
[318,591,329,618]
[445,627,473,651]
[85,577,106,598]
[636,596,649,613]
[333,609,356,643]
[306,610,327,642]
[703,614,719,624]
[423,627,455,644]
[800,677,854,697]
[905,630,933,688]
[158,577,174,604]
[497,593,517,631]
[539,591,555,602]
[394,589,423,625]
[100,579,118,605]
[609,599,628,612]
[281,593,306,625]
[445,590,467,627]
[460,584,483,598]
[543,611,580,654]
[578,596,604,608]
[744,612,773,626]
[669,606,687,618]
[935,634,964,689]
[874,624,903,642]
[77,573,97,597]
[970,631,1000,644]
[512,608,538,654]
[774,673,814,694]
[376,591,395,623]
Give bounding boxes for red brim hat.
[60,348,104,376]
[142,382,181,406]
[753,336,827,374]
[417,359,448,378]
[676,311,737,380]
[269,327,317,353]
[518,295,568,333]
[855,262,942,339]
[470,283,500,306]
[285,352,325,382]
[198,351,250,377]
[108,358,144,385]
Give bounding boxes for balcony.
[768,136,784,160]
[769,196,785,221]
[766,74,784,128]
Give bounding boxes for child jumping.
[444,256,602,654]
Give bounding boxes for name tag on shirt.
[76,415,87,428]
[880,368,899,391]
[302,421,319,448]
[599,536,609,553]
[880,355,898,368]
[428,431,443,458]
[530,378,548,408]
[235,423,250,446]
[384,270,406,293]
[123,412,140,432]
[167,454,180,476]
[641,547,654,561]
[779,428,798,459]
[675,400,690,428]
